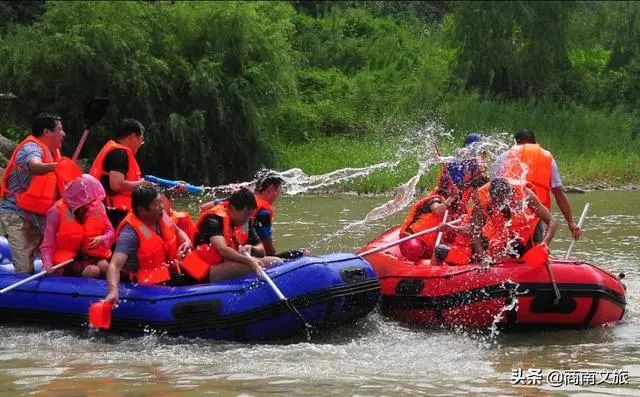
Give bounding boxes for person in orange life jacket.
[399,134,491,260]
[40,174,114,278]
[492,128,581,241]
[159,189,196,243]
[398,178,459,261]
[0,113,66,273]
[187,188,282,283]
[433,178,558,265]
[104,186,192,305]
[90,118,152,229]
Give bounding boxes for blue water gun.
[144,175,205,194]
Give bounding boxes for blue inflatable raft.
[0,241,379,341]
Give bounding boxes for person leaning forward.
[0,113,69,273]
[104,186,192,305]
[90,118,151,228]
[493,128,581,241]
[183,188,282,283]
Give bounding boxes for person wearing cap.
[492,129,581,241]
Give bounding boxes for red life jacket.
[90,140,141,211]
[116,212,177,285]
[182,204,249,281]
[1,136,64,215]
[503,144,553,209]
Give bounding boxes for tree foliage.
[0,1,296,183]
[1,1,639,184]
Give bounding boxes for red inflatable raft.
[359,227,626,330]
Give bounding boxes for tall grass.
[275,95,640,193]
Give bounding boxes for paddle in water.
[88,300,113,330]
[243,251,314,339]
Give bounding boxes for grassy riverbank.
[275,95,640,193]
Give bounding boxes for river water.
[0,191,638,396]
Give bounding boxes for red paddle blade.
[89,301,112,330]
[522,243,550,267]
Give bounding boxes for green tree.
[451,1,575,99]
[0,1,297,184]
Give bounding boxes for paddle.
[0,259,74,294]
[358,219,462,257]
[72,97,111,161]
[144,175,205,194]
[243,251,314,333]
[88,300,113,330]
[564,202,591,260]
[430,210,449,263]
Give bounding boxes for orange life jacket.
[52,200,85,264]
[1,136,64,215]
[254,194,274,221]
[399,194,445,255]
[503,144,553,209]
[89,140,141,211]
[81,203,113,260]
[478,180,538,259]
[116,212,177,285]
[52,200,113,264]
[443,234,473,266]
[182,204,249,281]
[170,209,196,243]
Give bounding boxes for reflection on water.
[1,191,638,396]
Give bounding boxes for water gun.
[144,175,205,194]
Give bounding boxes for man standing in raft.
[183,188,282,282]
[0,113,71,273]
[90,118,151,228]
[493,128,581,242]
[104,186,192,304]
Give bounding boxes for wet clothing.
[254,209,272,239]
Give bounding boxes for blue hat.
[463,133,483,147]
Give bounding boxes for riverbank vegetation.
[1,1,638,190]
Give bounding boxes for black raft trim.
[381,282,626,312]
